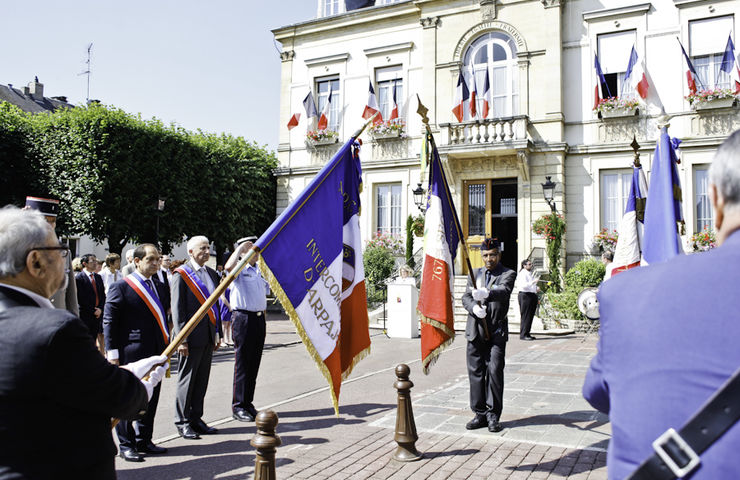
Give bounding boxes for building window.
[323,0,340,16]
[376,184,402,236]
[690,16,735,90]
[376,66,403,121]
[597,30,636,99]
[694,166,714,232]
[600,169,632,232]
[316,77,340,132]
[463,32,519,119]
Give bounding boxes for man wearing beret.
[461,238,516,433]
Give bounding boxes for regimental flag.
[318,89,333,131]
[287,113,300,130]
[719,35,740,94]
[480,69,491,119]
[643,128,685,265]
[593,54,611,109]
[389,82,399,121]
[611,165,648,276]
[451,68,469,122]
[623,46,650,100]
[255,139,370,413]
[418,134,461,375]
[303,91,318,119]
[469,69,478,119]
[362,81,382,124]
[679,40,702,95]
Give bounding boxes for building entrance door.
[462,178,518,274]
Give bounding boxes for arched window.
[462,32,519,120]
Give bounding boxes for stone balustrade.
[440,115,529,145]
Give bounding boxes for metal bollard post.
[251,410,282,480]
[392,364,423,461]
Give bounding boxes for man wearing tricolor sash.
[104,244,171,461]
[171,235,222,440]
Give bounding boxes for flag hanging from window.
[451,68,469,123]
[362,81,382,124]
[623,46,650,100]
[593,54,611,109]
[678,40,702,95]
[255,138,370,414]
[389,82,399,121]
[719,35,740,94]
[287,113,300,130]
[318,89,333,131]
[303,91,318,119]
[469,69,478,119]
[642,128,685,265]
[480,69,491,119]
[611,164,648,276]
[418,133,461,374]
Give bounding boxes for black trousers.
[518,291,538,338]
[116,383,160,449]
[232,310,266,411]
[466,336,506,420]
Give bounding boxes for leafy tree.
[0,103,36,207]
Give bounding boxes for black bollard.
[392,364,423,461]
[251,410,282,480]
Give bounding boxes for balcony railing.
[440,116,529,146]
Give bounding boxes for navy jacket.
[75,270,106,335]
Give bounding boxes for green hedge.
[547,258,605,320]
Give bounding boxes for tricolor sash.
[124,275,169,344]
[175,265,219,326]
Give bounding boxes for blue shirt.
[229,264,268,312]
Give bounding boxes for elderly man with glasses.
[0,205,167,480]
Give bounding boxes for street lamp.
[541,176,557,213]
[155,196,166,247]
[412,183,426,211]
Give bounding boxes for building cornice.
[304,53,350,67]
[364,42,414,57]
[583,3,651,22]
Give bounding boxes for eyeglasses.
[27,243,70,259]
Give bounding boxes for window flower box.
[687,89,738,111]
[369,119,406,141]
[593,97,640,120]
[306,129,339,147]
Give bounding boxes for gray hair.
[187,235,210,252]
[124,248,134,262]
[709,130,740,213]
[0,206,53,277]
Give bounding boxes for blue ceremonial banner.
[643,128,684,264]
[254,139,370,413]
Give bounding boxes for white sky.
[2,0,316,151]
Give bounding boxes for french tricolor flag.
[469,69,478,119]
[719,35,740,94]
[624,46,649,100]
[593,54,610,109]
[389,82,399,121]
[451,68,469,122]
[362,81,382,124]
[611,164,648,276]
[679,40,701,95]
[479,69,491,119]
[318,89,332,131]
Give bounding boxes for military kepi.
[480,237,500,250]
[25,196,60,217]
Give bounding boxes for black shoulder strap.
[628,366,740,479]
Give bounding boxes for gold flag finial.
[416,94,429,126]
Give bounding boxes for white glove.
[472,287,489,302]
[121,354,168,379]
[472,304,487,319]
[141,364,167,401]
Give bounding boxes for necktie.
[90,274,99,306]
[146,279,159,299]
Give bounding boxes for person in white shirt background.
[100,253,121,294]
[515,259,539,341]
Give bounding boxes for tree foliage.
[0,102,277,254]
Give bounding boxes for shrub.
[363,235,398,304]
[405,216,415,270]
[547,258,605,320]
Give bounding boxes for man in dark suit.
[104,243,170,462]
[76,253,106,351]
[461,238,516,433]
[171,235,222,440]
[583,130,740,479]
[0,205,166,480]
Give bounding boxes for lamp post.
[412,183,426,211]
[541,176,557,213]
[155,196,166,248]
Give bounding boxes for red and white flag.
[318,89,332,131]
[389,82,399,121]
[611,165,648,276]
[418,135,461,374]
[480,69,491,119]
[362,81,382,124]
[287,113,300,130]
[451,68,469,123]
[469,70,478,119]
